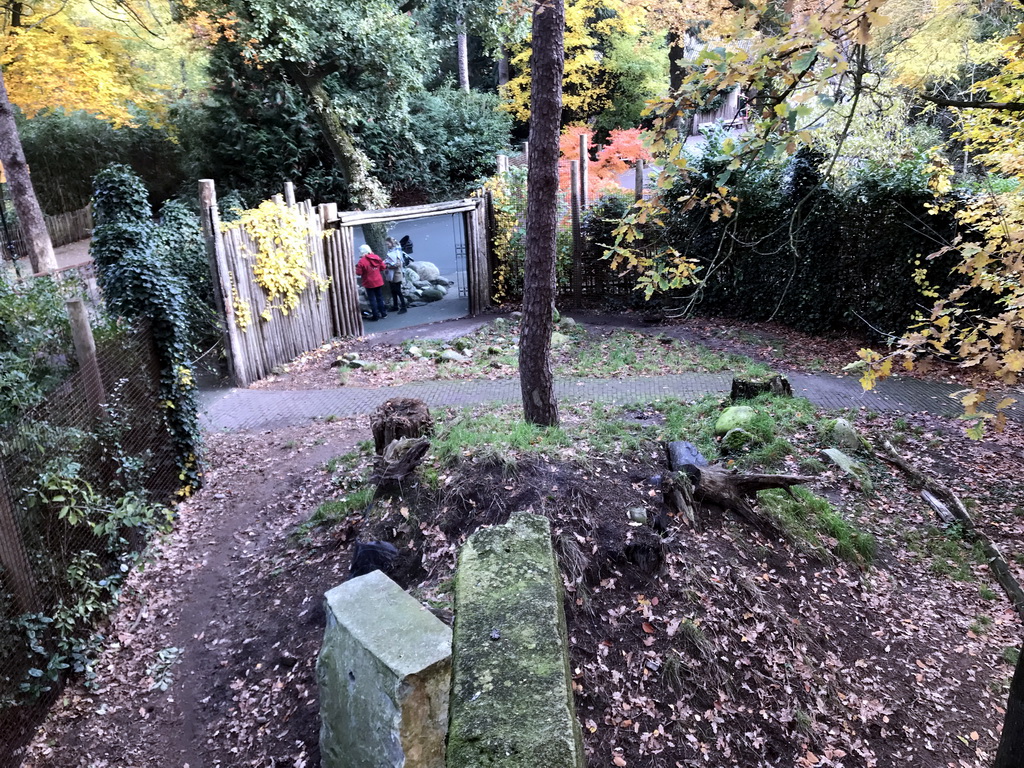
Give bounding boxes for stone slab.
[447,513,584,768]
[318,570,452,768]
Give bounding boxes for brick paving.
[199,369,1023,433]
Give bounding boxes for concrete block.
[318,570,452,768]
[447,513,584,768]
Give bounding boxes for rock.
[414,280,431,290]
[831,418,862,451]
[486,345,503,355]
[438,349,468,364]
[407,345,423,359]
[510,311,523,320]
[558,317,576,326]
[318,570,451,768]
[714,405,756,436]
[821,448,873,492]
[420,286,445,302]
[550,332,570,348]
[721,427,754,452]
[343,352,360,361]
[411,261,441,282]
[454,338,473,353]
[347,359,372,369]
[492,317,508,328]
[447,514,585,768]
[627,507,649,524]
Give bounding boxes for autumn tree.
[519,0,564,426]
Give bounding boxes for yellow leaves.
[225,201,317,320]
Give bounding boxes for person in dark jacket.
[384,237,408,314]
[356,244,387,321]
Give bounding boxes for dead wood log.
[878,439,1024,622]
[371,437,431,485]
[370,397,433,455]
[731,374,792,401]
[662,460,812,534]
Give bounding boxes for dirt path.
[21,420,364,768]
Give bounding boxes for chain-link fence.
[0,322,178,762]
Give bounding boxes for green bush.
[18,109,185,213]
[0,273,72,424]
[649,133,964,338]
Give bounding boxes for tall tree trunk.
[995,646,1024,768]
[667,29,688,136]
[519,0,563,427]
[497,47,510,89]
[457,18,470,93]
[283,64,389,253]
[0,66,56,275]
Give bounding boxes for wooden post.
[0,463,38,613]
[272,193,284,207]
[497,154,509,174]
[579,133,589,208]
[570,160,583,307]
[67,298,105,414]
[284,182,297,207]
[522,141,529,166]
[199,180,241,384]
[634,159,645,202]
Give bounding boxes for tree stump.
[370,397,433,455]
[731,374,792,401]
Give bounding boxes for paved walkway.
[199,369,1022,432]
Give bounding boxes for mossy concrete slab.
[318,570,452,768]
[447,513,584,768]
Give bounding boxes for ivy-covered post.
[66,298,105,414]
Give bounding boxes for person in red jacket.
[356,244,388,321]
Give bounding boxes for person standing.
[356,243,388,321]
[384,237,409,314]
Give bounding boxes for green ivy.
[90,165,203,495]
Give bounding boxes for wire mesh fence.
[0,322,179,761]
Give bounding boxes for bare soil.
[16,397,1024,767]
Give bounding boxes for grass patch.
[904,525,984,581]
[430,410,573,466]
[298,487,375,534]
[759,487,876,565]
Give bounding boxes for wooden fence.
[2,205,92,261]
[201,183,352,387]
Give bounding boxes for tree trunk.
[497,47,510,88]
[0,66,57,275]
[282,64,389,213]
[995,646,1024,768]
[457,19,470,93]
[667,29,688,136]
[519,0,564,427]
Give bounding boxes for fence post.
[284,181,297,207]
[0,462,39,613]
[570,160,583,308]
[496,154,509,174]
[579,133,589,208]
[66,298,105,415]
[522,141,529,167]
[199,179,245,386]
[634,160,645,202]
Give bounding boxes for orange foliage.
[559,126,652,200]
